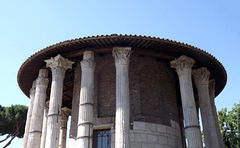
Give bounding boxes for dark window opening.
[93,129,111,148]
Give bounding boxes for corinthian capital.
[45,54,75,76]
[81,51,95,70]
[112,47,132,65]
[192,67,210,87]
[61,107,71,121]
[170,55,195,76]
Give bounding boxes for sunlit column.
[209,79,224,148]
[23,81,36,148]
[76,51,95,148]
[68,62,81,147]
[170,55,203,148]
[59,107,71,148]
[193,67,219,148]
[27,69,49,148]
[40,101,49,148]
[44,54,74,148]
[113,47,132,148]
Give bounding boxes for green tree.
[218,103,240,148]
[0,105,28,148]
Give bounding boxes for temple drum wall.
[19,35,226,148]
[93,53,180,125]
[66,53,183,147]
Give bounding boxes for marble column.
[59,107,71,148]
[68,62,81,147]
[77,51,95,148]
[170,55,203,148]
[44,54,74,148]
[23,81,36,148]
[209,79,224,148]
[112,47,132,148]
[27,69,49,148]
[40,101,49,148]
[192,67,219,148]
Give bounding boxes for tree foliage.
[0,105,28,148]
[218,103,240,148]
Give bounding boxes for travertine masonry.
[23,81,36,148]
[170,55,203,148]
[113,47,132,148]
[110,121,182,148]
[45,55,74,148]
[193,67,219,148]
[27,69,49,148]
[40,101,49,148]
[68,62,81,147]
[77,51,95,147]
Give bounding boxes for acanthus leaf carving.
[112,47,132,65]
[45,54,75,76]
[192,67,210,87]
[170,55,195,76]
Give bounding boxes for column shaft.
[27,69,49,148]
[47,71,64,148]
[170,55,203,148]
[59,107,71,148]
[193,68,219,148]
[45,54,74,148]
[68,62,81,147]
[113,47,131,148]
[22,81,36,148]
[40,102,49,148]
[77,51,95,148]
[179,74,202,147]
[209,79,224,148]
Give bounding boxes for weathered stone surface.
[45,55,74,148]
[113,47,132,148]
[23,81,36,148]
[209,79,224,148]
[68,62,81,147]
[27,69,49,148]
[59,107,71,148]
[40,101,49,148]
[170,55,203,148]
[128,122,182,148]
[133,121,146,130]
[77,51,95,148]
[193,67,220,148]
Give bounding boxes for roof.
[17,34,227,107]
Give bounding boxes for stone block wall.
[110,120,182,148]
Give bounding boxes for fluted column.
[112,47,132,148]
[68,62,81,147]
[40,101,49,148]
[192,67,219,148]
[44,54,74,148]
[170,55,203,148]
[209,79,224,148]
[77,51,95,148]
[59,107,71,148]
[27,69,49,148]
[23,81,36,148]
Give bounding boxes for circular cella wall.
[18,34,227,148]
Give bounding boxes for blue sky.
[1,1,240,147]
